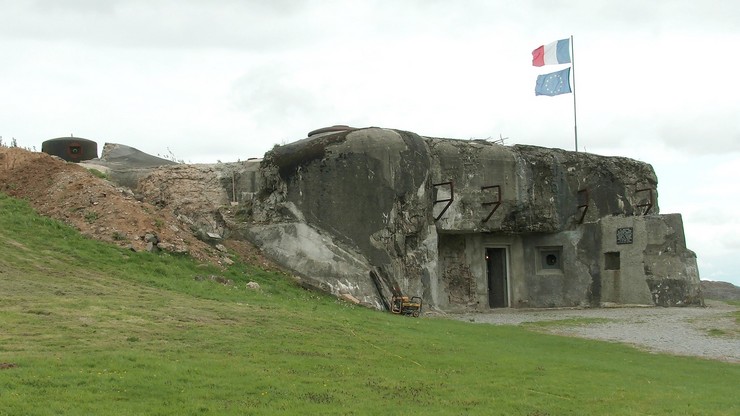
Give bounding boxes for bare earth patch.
[0,147,224,263]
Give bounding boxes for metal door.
[486,248,508,308]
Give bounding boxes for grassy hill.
[0,192,738,415]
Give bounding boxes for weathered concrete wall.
[241,128,700,310]
[438,230,597,310]
[247,128,439,307]
[437,233,527,310]
[518,231,595,308]
[427,139,519,231]
[600,214,701,306]
[243,221,383,307]
[437,234,478,308]
[427,139,660,233]
[423,137,683,310]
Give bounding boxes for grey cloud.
[657,112,740,155]
[30,0,121,14]
[527,0,740,34]
[230,64,328,125]
[722,235,740,251]
[2,0,319,51]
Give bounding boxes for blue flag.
[535,67,571,96]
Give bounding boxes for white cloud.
[2,0,739,284]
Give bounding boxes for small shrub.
[84,211,99,224]
[87,168,108,180]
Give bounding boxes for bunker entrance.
[486,248,508,308]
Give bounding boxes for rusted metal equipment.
[481,184,502,223]
[369,270,423,317]
[432,181,454,221]
[390,295,423,317]
[577,188,589,224]
[636,188,654,215]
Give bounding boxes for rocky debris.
[77,143,270,269]
[0,147,219,263]
[135,163,246,243]
[701,280,740,301]
[246,281,261,290]
[144,233,160,252]
[340,293,361,304]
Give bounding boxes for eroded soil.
[1,147,236,265]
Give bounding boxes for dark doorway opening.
[486,248,508,308]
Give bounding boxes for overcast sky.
[2,0,739,285]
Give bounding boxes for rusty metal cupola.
[41,136,98,163]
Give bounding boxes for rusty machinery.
[369,270,423,317]
[390,295,423,317]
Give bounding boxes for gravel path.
[451,300,739,363]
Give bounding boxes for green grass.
[86,168,109,180]
[726,301,740,325]
[0,192,738,415]
[707,328,728,337]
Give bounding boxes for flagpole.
[571,34,578,152]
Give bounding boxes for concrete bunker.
[241,127,701,311]
[86,127,700,312]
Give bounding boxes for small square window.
[537,247,563,274]
[605,252,620,270]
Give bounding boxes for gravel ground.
[451,300,739,363]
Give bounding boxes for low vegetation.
[0,193,738,415]
[729,300,740,325]
[86,168,109,180]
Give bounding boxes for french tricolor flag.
[532,38,571,67]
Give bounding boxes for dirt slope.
[0,147,221,263]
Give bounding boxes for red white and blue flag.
[532,39,571,67]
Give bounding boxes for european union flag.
[535,67,572,96]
